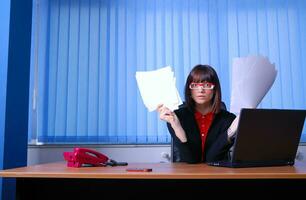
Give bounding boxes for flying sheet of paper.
[230,55,277,115]
[135,66,182,112]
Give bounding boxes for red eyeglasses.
[189,82,215,90]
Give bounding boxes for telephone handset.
[63,147,128,168]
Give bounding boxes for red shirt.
[194,111,214,161]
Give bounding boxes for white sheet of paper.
[136,66,182,112]
[230,55,277,115]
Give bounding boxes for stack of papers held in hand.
[230,55,277,115]
[135,66,183,112]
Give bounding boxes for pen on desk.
[126,168,153,172]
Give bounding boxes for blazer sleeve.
[205,112,236,162]
[167,122,199,163]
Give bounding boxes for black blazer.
[167,105,236,163]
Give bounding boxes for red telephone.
[63,147,128,168]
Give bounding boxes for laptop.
[207,108,306,168]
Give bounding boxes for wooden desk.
[1,161,306,199]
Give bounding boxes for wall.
[0,0,10,197]
[27,145,306,165]
[27,145,172,165]
[0,0,32,199]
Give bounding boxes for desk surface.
[1,161,306,179]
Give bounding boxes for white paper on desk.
[135,66,182,112]
[230,55,277,115]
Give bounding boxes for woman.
[158,64,238,163]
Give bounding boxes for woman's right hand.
[156,104,181,129]
[156,104,187,142]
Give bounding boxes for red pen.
[126,168,153,172]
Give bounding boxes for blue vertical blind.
[29,0,306,144]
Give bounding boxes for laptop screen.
[231,108,306,164]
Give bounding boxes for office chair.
[171,102,228,162]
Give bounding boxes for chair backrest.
[171,102,227,162]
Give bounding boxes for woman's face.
[190,82,214,106]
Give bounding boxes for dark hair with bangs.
[184,64,222,113]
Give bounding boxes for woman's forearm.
[172,125,187,143]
